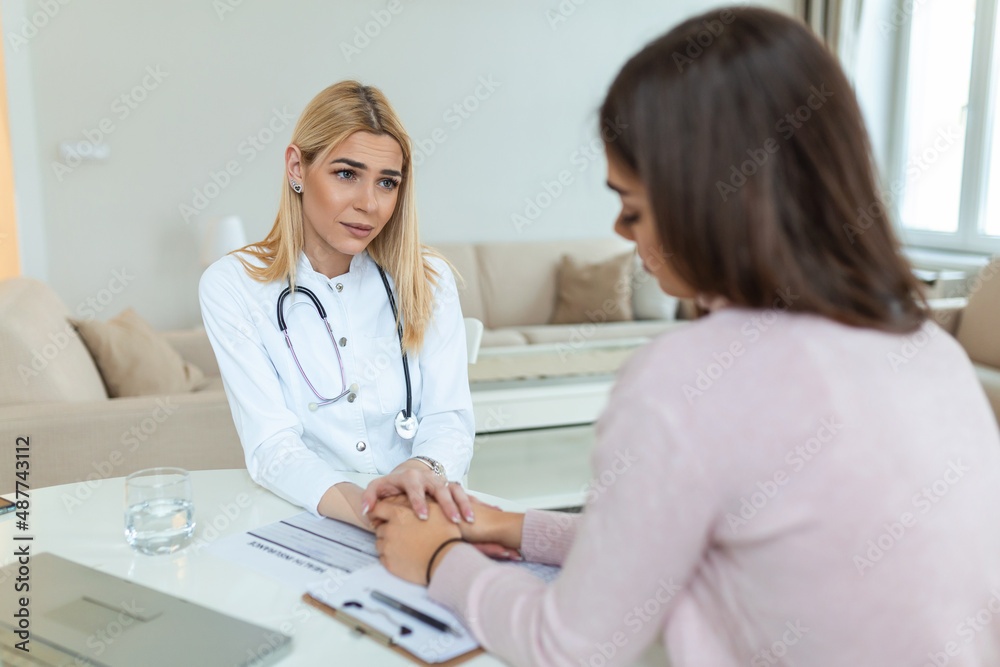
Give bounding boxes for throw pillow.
[69,308,205,398]
[632,254,680,320]
[550,251,635,324]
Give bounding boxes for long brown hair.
[601,7,927,332]
[236,81,446,352]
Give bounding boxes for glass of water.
[124,467,196,555]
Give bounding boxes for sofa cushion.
[480,328,529,347]
[160,328,220,376]
[957,259,1000,369]
[515,320,686,344]
[0,277,108,405]
[69,308,205,398]
[551,251,634,324]
[433,243,487,324]
[476,238,634,328]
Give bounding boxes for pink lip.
[341,222,373,238]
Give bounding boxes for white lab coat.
[198,249,474,516]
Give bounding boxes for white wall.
[3,0,794,329]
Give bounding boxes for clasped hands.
[369,495,521,585]
[359,461,522,585]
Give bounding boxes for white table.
[0,469,512,666]
[1,469,669,666]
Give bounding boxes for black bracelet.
[426,537,464,585]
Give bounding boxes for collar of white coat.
[295,249,372,287]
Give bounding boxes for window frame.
[893,0,1000,255]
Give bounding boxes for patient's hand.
[371,496,462,585]
[372,495,523,561]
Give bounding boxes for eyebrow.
[330,157,402,179]
[606,180,631,195]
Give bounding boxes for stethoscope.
[275,264,418,440]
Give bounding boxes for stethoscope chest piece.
[394,411,418,440]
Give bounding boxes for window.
[984,3,1000,237]
[895,0,1000,253]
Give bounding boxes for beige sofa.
[0,239,679,492]
[436,238,685,348]
[940,258,1000,422]
[3,252,996,493]
[0,277,243,493]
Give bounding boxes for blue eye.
[379,178,400,190]
[335,169,356,180]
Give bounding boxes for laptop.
[0,553,291,666]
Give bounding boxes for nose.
[354,182,378,214]
[614,217,634,241]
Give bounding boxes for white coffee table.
[1,469,669,666]
[0,469,513,666]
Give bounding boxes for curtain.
[797,0,866,83]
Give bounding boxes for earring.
[290,180,303,194]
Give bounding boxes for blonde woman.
[199,81,479,530]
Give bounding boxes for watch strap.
[411,455,445,478]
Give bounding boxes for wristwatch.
[410,456,446,478]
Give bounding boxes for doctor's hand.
[360,459,475,527]
[371,496,462,585]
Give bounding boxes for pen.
[369,590,460,636]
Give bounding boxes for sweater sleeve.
[519,509,581,566]
[427,373,718,666]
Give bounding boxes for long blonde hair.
[236,81,446,352]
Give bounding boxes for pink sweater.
[428,307,1000,666]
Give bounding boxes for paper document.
[250,513,378,570]
[207,512,379,589]
[309,564,479,663]
[208,511,561,591]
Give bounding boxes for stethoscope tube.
[375,265,413,423]
[376,265,418,439]
[275,265,416,439]
[276,285,351,409]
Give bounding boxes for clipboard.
[302,593,486,666]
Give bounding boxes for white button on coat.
[199,249,474,516]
